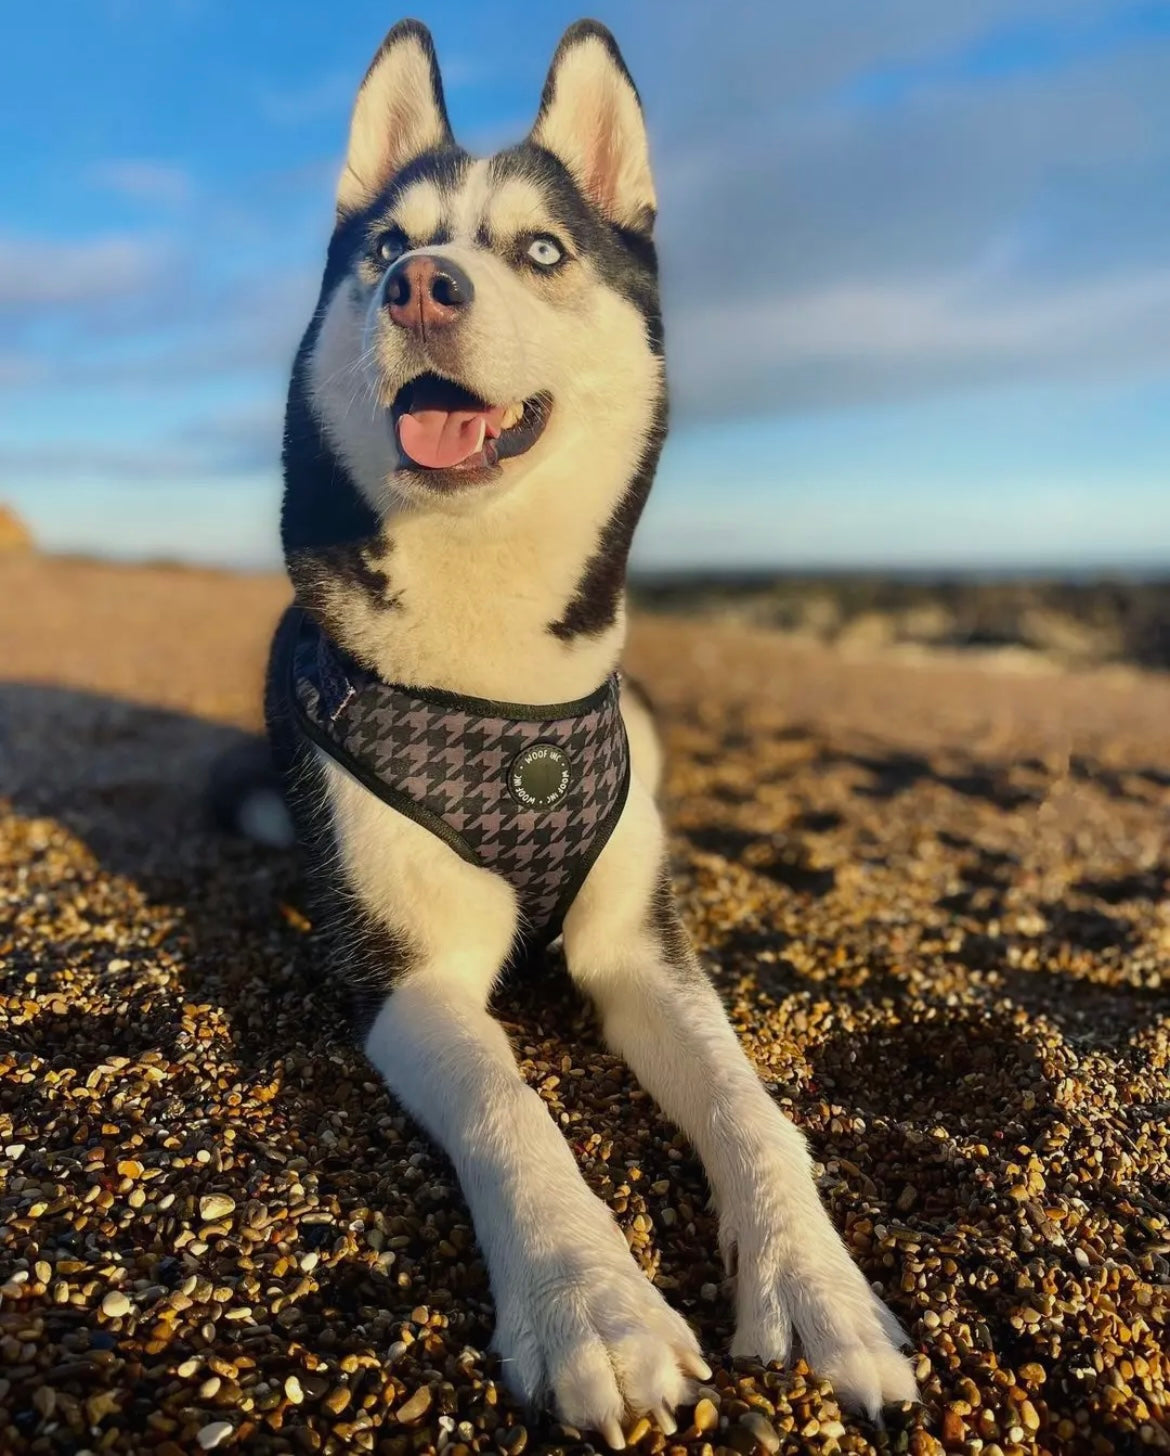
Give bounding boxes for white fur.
[563,784,919,1416]
[306,152,663,704]
[389,178,446,243]
[364,980,709,1448]
[329,747,709,1440]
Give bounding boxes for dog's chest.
[286,610,631,946]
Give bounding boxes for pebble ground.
[1,556,1167,1456]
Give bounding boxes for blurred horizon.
[3,1,1169,573]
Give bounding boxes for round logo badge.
[508,742,572,809]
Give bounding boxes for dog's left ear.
[530,21,656,236]
[337,19,454,216]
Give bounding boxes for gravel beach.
[1,555,1167,1455]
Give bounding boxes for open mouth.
[390,372,552,477]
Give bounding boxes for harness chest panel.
[287,611,631,945]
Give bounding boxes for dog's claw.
[651,1403,676,1435]
[681,1350,712,1381]
[599,1417,626,1450]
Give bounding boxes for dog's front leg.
[564,787,918,1418]
[364,975,709,1444]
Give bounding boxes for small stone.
[197,1421,234,1449]
[1018,1398,1040,1432]
[86,1390,121,1424]
[284,1374,304,1404]
[692,1398,719,1433]
[895,1183,918,1212]
[941,1407,966,1446]
[199,1194,236,1221]
[324,1385,351,1414]
[909,1434,944,1456]
[396,1385,433,1424]
[498,1425,527,1453]
[101,1290,131,1319]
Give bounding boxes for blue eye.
[376,231,407,265]
[527,235,564,268]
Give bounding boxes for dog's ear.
[337,20,454,216]
[530,21,656,236]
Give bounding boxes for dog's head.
[296,19,663,523]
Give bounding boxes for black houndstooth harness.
[285,609,630,946]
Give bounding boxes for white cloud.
[635,2,1170,417]
[0,234,171,313]
[88,159,194,207]
[0,352,45,387]
[669,263,1170,417]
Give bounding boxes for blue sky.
[2,0,1169,571]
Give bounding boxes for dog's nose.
[384,254,474,331]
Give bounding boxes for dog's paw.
[492,1243,710,1447]
[725,1214,918,1418]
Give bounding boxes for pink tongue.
[398,406,505,469]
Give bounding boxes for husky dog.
[250,19,917,1443]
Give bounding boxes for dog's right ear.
[336,20,453,216]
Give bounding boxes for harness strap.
[286,610,631,944]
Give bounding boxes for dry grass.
[1,555,1168,1455]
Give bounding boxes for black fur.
[280,149,473,627]
[264,606,417,1013]
[548,392,667,640]
[287,541,401,665]
[649,864,696,973]
[281,18,466,564]
[280,339,380,558]
[488,144,661,343]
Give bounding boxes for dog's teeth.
[472,418,487,453]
